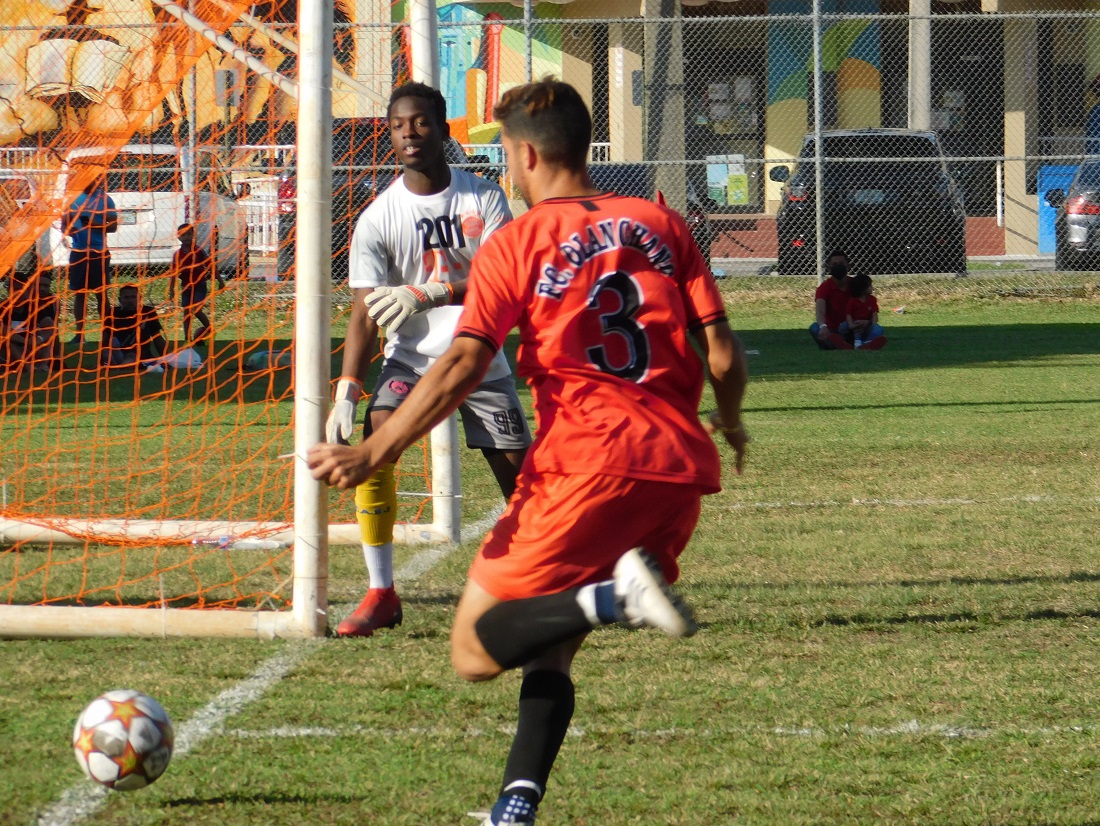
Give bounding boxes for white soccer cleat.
[613,548,698,638]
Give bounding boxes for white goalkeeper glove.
[326,377,362,444]
[364,282,454,334]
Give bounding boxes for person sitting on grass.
[845,273,887,350]
[100,283,166,366]
[6,272,61,373]
[809,249,855,350]
[167,223,223,343]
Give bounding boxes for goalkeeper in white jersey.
[327,83,531,637]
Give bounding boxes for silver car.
[1045,161,1100,271]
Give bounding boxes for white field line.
[36,506,505,826]
[220,720,1097,742]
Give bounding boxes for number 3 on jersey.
[584,270,651,382]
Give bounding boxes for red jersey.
[458,192,725,491]
[846,294,878,323]
[173,243,213,293]
[815,277,850,329]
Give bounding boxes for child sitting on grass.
[845,272,887,350]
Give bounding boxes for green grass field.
[2,281,1099,825]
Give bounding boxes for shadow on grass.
[713,570,1100,592]
[0,338,299,408]
[0,332,529,411]
[759,396,1100,415]
[742,322,1100,379]
[812,607,1100,628]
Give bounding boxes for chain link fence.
[411,8,1100,299]
[4,4,1100,301]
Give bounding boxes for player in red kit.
[309,78,749,825]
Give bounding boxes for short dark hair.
[118,283,139,294]
[850,272,872,297]
[826,249,848,262]
[387,82,448,127]
[494,77,591,170]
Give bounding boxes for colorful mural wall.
[0,0,372,148]
[766,0,882,166]
[435,2,565,146]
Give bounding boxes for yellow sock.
[355,463,397,547]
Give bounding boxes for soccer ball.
[72,689,174,790]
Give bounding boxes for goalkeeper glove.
[364,282,454,334]
[326,377,362,444]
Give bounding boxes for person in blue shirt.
[64,174,117,347]
[1087,74,1100,157]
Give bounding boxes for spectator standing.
[845,273,887,350]
[101,283,166,365]
[65,174,116,347]
[167,223,223,343]
[1087,74,1100,157]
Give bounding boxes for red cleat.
[336,587,403,637]
[860,335,887,350]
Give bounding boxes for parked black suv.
[276,119,495,282]
[586,164,716,270]
[770,129,967,276]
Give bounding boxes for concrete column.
[561,24,594,105]
[608,22,644,162]
[643,0,687,208]
[908,0,931,130]
[1003,17,1038,256]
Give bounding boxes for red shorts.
[469,471,704,601]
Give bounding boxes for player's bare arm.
[310,335,495,488]
[342,287,380,381]
[815,297,829,339]
[696,321,750,474]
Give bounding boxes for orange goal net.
[0,2,443,634]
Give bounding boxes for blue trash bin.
[1038,165,1078,254]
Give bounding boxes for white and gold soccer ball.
[72,689,174,790]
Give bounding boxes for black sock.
[500,669,575,803]
[475,591,591,671]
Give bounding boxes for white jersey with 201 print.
[349,166,513,381]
